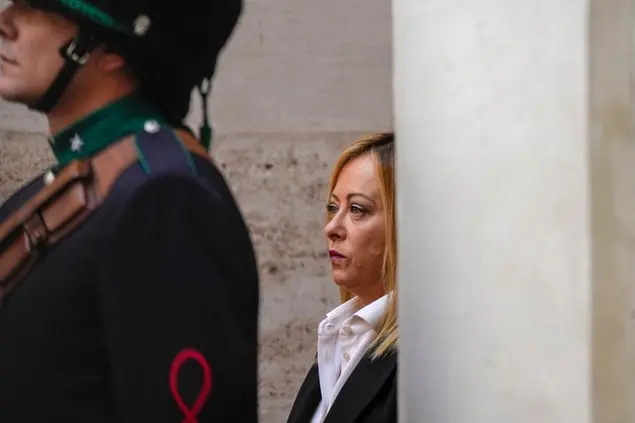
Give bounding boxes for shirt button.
[341,326,352,336]
[343,352,350,361]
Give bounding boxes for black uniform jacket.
[0,118,259,421]
[287,351,397,423]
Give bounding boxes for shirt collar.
[323,292,392,332]
[354,293,391,331]
[323,296,359,327]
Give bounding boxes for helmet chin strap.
[29,28,99,114]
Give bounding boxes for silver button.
[43,171,55,185]
[343,352,350,361]
[144,120,160,133]
[133,15,151,36]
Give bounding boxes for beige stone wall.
[0,0,392,421]
[589,0,635,420]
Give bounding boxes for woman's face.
[325,153,386,304]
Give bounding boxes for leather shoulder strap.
[0,129,210,304]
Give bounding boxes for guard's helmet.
[25,0,242,134]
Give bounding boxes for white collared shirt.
[310,294,390,423]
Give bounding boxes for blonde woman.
[287,133,397,423]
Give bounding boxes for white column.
[394,0,635,422]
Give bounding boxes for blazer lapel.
[323,352,397,423]
[287,363,322,423]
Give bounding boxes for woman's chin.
[331,271,351,288]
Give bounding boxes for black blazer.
[286,352,397,423]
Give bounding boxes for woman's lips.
[329,250,345,261]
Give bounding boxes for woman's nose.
[324,214,345,241]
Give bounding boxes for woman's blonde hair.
[326,132,397,359]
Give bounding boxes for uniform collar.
[48,91,166,167]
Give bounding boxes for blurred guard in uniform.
[0,0,258,421]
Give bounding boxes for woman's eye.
[326,203,338,214]
[350,205,366,214]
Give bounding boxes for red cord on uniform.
[170,348,212,423]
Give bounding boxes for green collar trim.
[49,91,165,167]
